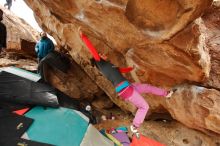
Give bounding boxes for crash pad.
[38,51,70,81]
[0,111,33,140]
[0,71,59,107]
[0,138,54,146]
[131,134,165,146]
[0,101,29,111]
[0,66,40,82]
[80,124,114,146]
[25,106,89,146]
[14,108,30,115]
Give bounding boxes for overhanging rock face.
[125,0,213,40]
[24,0,220,135]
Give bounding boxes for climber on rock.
[4,0,15,10]
[35,32,55,63]
[0,9,7,53]
[78,27,177,138]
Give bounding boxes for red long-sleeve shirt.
[80,33,133,73]
[80,33,101,61]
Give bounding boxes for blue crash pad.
[25,106,89,146]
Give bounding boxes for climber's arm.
[78,28,100,61]
[118,67,134,73]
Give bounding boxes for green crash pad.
[25,106,89,146]
[0,66,41,82]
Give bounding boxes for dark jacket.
[35,37,54,59]
[95,59,127,86]
[0,22,7,48]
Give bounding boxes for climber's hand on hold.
[78,26,83,36]
[133,64,136,70]
[99,53,108,61]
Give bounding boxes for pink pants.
[118,83,168,128]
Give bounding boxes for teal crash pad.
[25,106,89,146]
[0,66,41,82]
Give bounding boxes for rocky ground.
[0,51,37,71]
[95,107,220,146]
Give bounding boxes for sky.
[0,0,57,43]
[0,0,42,31]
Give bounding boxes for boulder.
[24,0,220,135]
[0,6,39,56]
